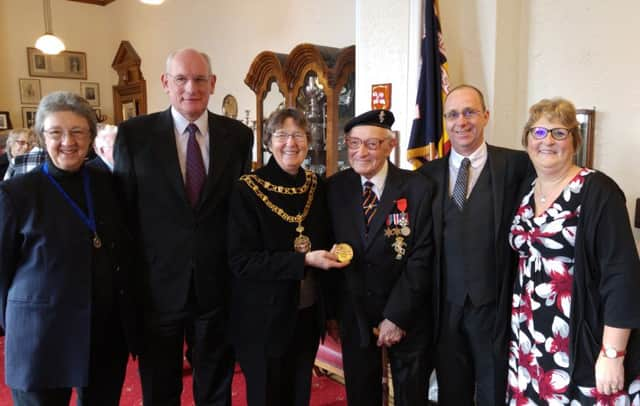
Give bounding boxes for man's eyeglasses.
[44,128,91,141]
[443,108,481,121]
[166,74,211,88]
[345,136,389,151]
[272,131,307,142]
[528,127,572,141]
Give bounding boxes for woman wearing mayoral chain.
[228,108,348,406]
[0,91,139,405]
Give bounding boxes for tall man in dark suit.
[114,48,253,406]
[419,85,531,405]
[328,110,434,406]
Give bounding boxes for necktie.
[185,123,206,207]
[362,181,379,227]
[452,157,470,210]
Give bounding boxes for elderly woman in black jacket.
[0,91,139,406]
[506,97,640,404]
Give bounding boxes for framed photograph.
[19,78,42,104]
[576,108,595,168]
[22,107,38,129]
[0,111,12,130]
[27,47,87,79]
[122,100,138,120]
[80,82,100,106]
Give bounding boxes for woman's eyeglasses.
[528,127,572,141]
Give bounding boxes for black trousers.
[11,315,128,406]
[339,304,430,406]
[138,305,235,406]
[237,305,319,406]
[435,299,507,406]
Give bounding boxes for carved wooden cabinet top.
[112,41,144,86]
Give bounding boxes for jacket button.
[366,290,373,296]
[114,265,120,272]
[119,289,125,295]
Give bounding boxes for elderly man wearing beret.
[327,109,435,406]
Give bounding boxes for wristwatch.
[601,345,626,359]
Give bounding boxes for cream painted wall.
[0,0,355,128]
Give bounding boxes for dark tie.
[362,181,379,227]
[185,123,206,207]
[452,157,470,210]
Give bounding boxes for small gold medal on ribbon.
[334,243,354,263]
[93,233,102,249]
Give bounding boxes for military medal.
[392,236,406,260]
[384,198,410,260]
[334,243,354,263]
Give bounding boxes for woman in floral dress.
[507,98,640,405]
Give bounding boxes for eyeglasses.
[443,108,481,121]
[166,74,211,88]
[14,140,30,147]
[272,131,307,142]
[528,127,572,141]
[44,128,91,141]
[345,136,389,150]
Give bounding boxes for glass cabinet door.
[296,72,327,176]
[336,72,355,172]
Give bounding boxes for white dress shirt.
[171,107,210,181]
[448,143,488,198]
[360,160,389,199]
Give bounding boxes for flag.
[407,0,451,168]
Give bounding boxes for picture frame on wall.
[27,47,88,80]
[576,108,596,168]
[0,111,12,130]
[80,82,100,106]
[22,107,38,129]
[19,78,42,104]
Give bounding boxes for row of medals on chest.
[241,172,353,262]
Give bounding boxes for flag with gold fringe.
[407,0,451,168]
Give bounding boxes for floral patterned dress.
[506,168,640,405]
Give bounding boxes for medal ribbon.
[42,162,97,238]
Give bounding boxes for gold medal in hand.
[334,243,354,263]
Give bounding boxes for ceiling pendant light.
[139,0,165,5]
[35,0,65,55]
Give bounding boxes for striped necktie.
[362,181,378,227]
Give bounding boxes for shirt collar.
[360,160,389,194]
[171,107,209,136]
[450,142,487,169]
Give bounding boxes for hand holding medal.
[333,243,354,264]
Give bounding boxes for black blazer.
[227,158,332,357]
[114,108,253,314]
[0,165,138,390]
[328,163,435,347]
[419,144,532,351]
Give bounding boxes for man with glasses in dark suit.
[114,48,253,406]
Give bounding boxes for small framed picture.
[27,47,87,79]
[80,82,100,106]
[19,78,42,104]
[0,111,12,130]
[22,107,38,129]
[122,100,138,120]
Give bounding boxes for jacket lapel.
[197,112,232,210]
[152,109,190,207]
[487,145,506,244]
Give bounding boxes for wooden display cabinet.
[111,41,147,124]
[245,43,355,176]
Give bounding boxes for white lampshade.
[139,0,165,4]
[35,33,65,55]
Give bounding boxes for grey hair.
[165,48,213,75]
[6,128,37,159]
[34,91,97,144]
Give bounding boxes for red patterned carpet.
[0,337,346,405]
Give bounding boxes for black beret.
[344,109,395,133]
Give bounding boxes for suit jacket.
[0,164,138,390]
[87,156,111,173]
[114,109,253,315]
[0,153,8,180]
[419,144,532,352]
[328,163,435,348]
[227,158,332,357]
